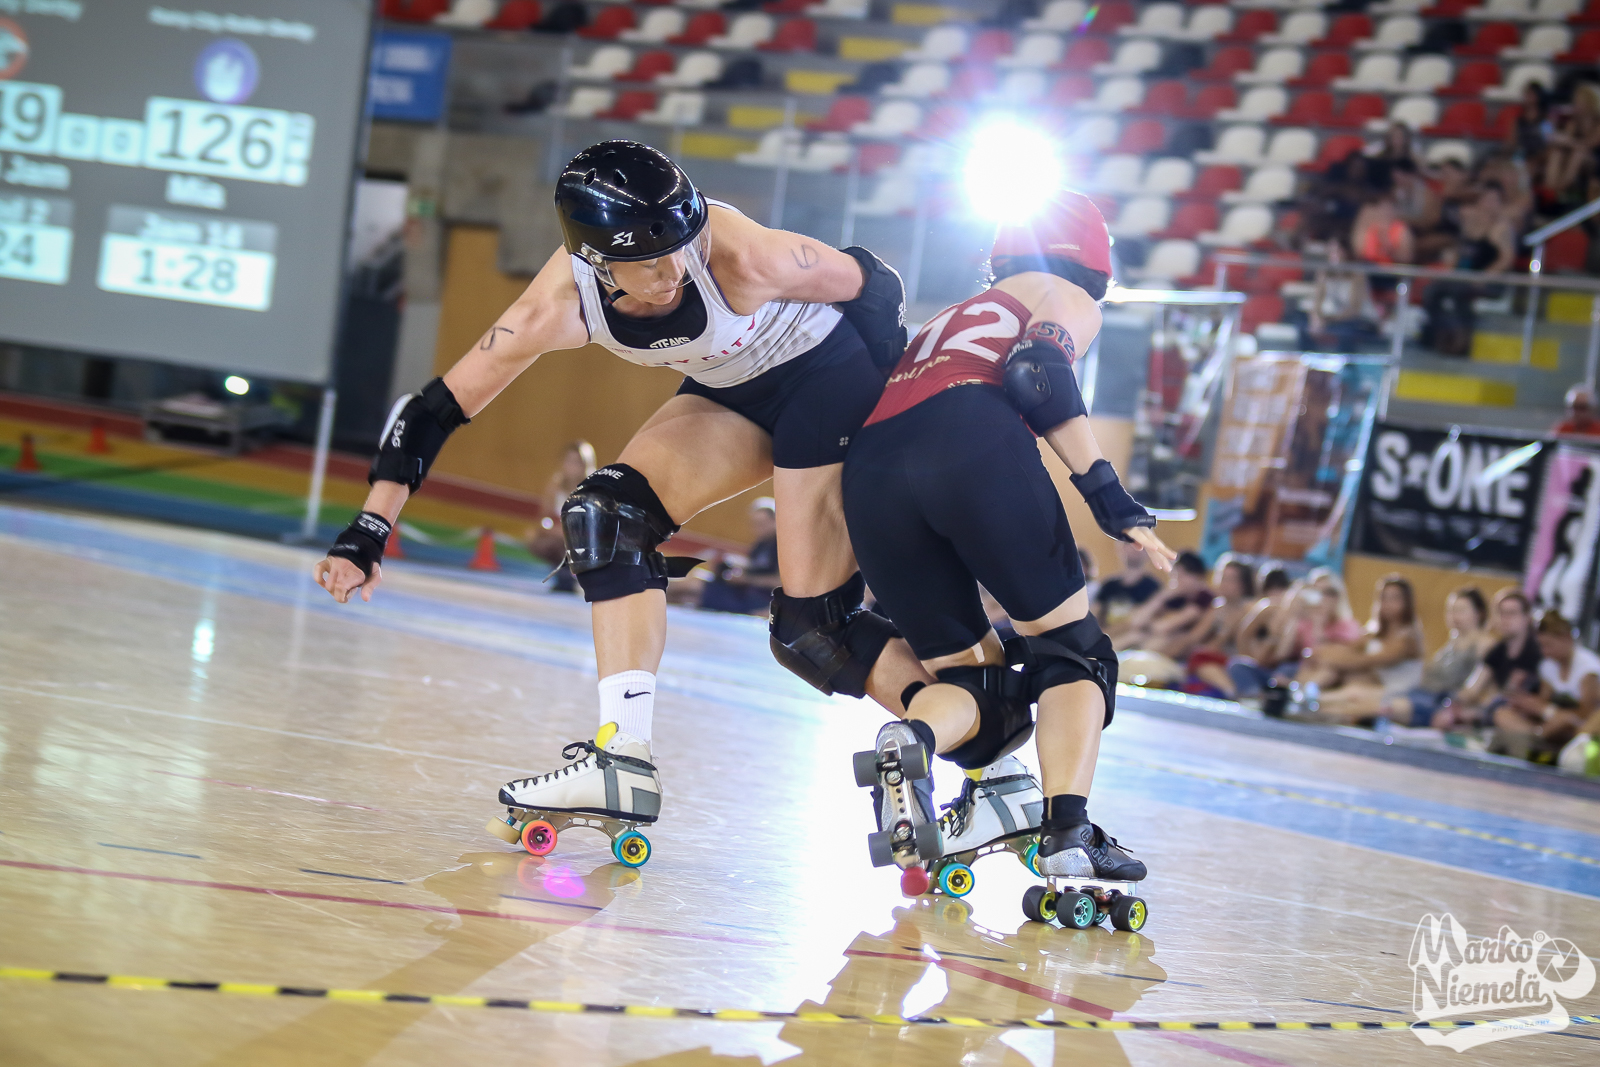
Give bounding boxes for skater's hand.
[1127,526,1176,573]
[315,556,380,604]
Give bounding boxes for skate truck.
[486,807,653,868]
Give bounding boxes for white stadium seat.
[1086,154,1145,193]
[1140,157,1195,195]
[882,62,951,98]
[1069,115,1121,151]
[1093,39,1163,75]
[620,8,687,42]
[1120,2,1186,36]
[1504,24,1571,58]
[1024,0,1088,31]
[656,51,722,88]
[1357,16,1422,51]
[435,0,495,27]
[1199,205,1274,246]
[1223,164,1295,204]
[906,26,968,61]
[811,0,869,16]
[1080,76,1147,113]
[736,129,804,167]
[1235,48,1306,84]
[1130,239,1201,284]
[1178,6,1233,41]
[571,45,633,80]
[997,70,1049,103]
[1195,125,1268,165]
[1217,86,1288,121]
[560,87,614,118]
[1531,0,1580,19]
[710,14,774,48]
[999,33,1066,68]
[1467,0,1534,18]
[1334,54,1403,91]
[793,137,852,172]
[1260,11,1327,45]
[639,91,706,126]
[1426,139,1474,166]
[1108,196,1172,238]
[1484,61,1555,100]
[1383,95,1440,130]
[1398,54,1453,94]
[1266,128,1318,165]
[852,100,923,137]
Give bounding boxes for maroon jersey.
[864,290,1032,427]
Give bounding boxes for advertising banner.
[1524,445,1600,628]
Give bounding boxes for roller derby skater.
[314,141,932,864]
[842,190,1171,928]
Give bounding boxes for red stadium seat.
[1153,202,1218,240]
[1185,165,1243,199]
[947,65,999,99]
[970,30,1015,63]
[578,5,635,39]
[764,0,817,13]
[1544,228,1590,273]
[1328,93,1388,128]
[1311,14,1373,48]
[671,12,726,45]
[1486,104,1519,140]
[1083,0,1135,35]
[598,90,657,120]
[1185,83,1237,118]
[1305,133,1364,171]
[1556,28,1600,60]
[1060,37,1112,68]
[917,104,969,139]
[1573,0,1600,25]
[1251,263,1307,292]
[614,50,675,81]
[1240,293,1286,333]
[1191,46,1254,82]
[855,142,902,174]
[382,0,449,20]
[1437,60,1501,96]
[760,18,816,52]
[1457,22,1520,56]
[1272,90,1334,126]
[807,96,872,131]
[1114,119,1167,154]
[1046,74,1095,106]
[1218,10,1276,42]
[485,0,541,30]
[1424,99,1487,136]
[1129,80,1189,116]
[1288,52,1351,89]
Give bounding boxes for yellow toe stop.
[595,722,619,748]
[964,768,984,781]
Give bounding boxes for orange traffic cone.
[385,523,405,560]
[14,433,40,473]
[87,419,110,455]
[467,527,500,571]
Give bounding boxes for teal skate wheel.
[613,830,651,868]
[937,862,975,898]
[1059,890,1097,930]
[1021,840,1042,876]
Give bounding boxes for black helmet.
[555,141,707,275]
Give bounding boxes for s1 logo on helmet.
[612,231,636,247]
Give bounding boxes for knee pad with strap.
[563,464,699,603]
[769,572,898,699]
[936,664,1036,770]
[1007,615,1119,728]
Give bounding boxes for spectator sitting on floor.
[1441,588,1542,731]
[1384,586,1493,728]
[527,439,596,591]
[698,497,780,616]
[1553,384,1600,437]
[1300,575,1425,724]
[1115,551,1215,661]
[1195,565,1293,699]
[1272,569,1363,677]
[1095,540,1163,643]
[1183,556,1258,696]
[1492,611,1600,762]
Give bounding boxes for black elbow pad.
[837,245,907,372]
[368,377,471,492]
[1002,337,1086,435]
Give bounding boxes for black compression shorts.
[841,384,1086,660]
[676,317,884,470]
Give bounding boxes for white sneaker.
[938,756,1044,858]
[498,723,662,822]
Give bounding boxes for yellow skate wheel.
[520,819,558,856]
[486,815,523,845]
[1021,885,1057,923]
[613,830,650,868]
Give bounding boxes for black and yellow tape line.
[6,966,1597,1032]
[1105,755,1600,869]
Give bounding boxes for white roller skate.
[853,721,941,882]
[1022,822,1149,932]
[486,722,660,868]
[915,756,1045,898]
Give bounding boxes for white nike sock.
[598,670,655,743]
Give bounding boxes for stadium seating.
[570,45,632,80]
[619,8,685,42]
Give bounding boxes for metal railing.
[1521,194,1600,371]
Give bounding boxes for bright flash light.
[962,120,1065,223]
[223,376,250,396]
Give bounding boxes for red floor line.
[0,860,776,947]
[844,948,1116,1020]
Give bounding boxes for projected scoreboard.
[0,3,370,383]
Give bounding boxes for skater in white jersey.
[313,142,926,863]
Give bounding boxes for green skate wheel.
[1110,895,1148,932]
[1058,890,1097,930]
[1021,885,1057,924]
[613,830,650,868]
[938,862,975,898]
[1020,840,1042,876]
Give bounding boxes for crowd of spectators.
[1290,78,1600,357]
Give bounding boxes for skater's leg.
[1033,681,1103,798]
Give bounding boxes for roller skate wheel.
[1059,890,1098,930]
[912,821,941,861]
[899,865,931,897]
[1020,839,1042,876]
[1021,885,1057,924]
[867,829,896,868]
[613,830,650,868]
[852,749,881,789]
[899,743,930,781]
[486,815,523,845]
[1110,895,1148,932]
[520,819,558,857]
[937,862,975,898]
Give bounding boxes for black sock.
[904,718,938,756]
[1042,793,1089,830]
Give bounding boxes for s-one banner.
[1351,422,1546,573]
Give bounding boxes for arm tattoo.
[479,326,515,350]
[789,245,820,270]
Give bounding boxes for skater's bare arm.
[708,207,865,312]
[315,249,588,604]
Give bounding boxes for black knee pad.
[936,664,1035,770]
[1008,615,1118,728]
[564,464,682,604]
[770,572,899,698]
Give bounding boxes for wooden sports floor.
[2,502,1598,1066]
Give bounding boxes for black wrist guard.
[1071,460,1155,543]
[326,511,392,579]
[1002,323,1085,435]
[368,377,471,492]
[837,245,907,373]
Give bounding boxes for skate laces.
[939,778,978,837]
[504,741,602,790]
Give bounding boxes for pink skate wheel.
[520,819,558,857]
[900,866,931,897]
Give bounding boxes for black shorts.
[842,384,1086,660]
[676,317,884,469]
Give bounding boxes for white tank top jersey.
[571,198,843,389]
